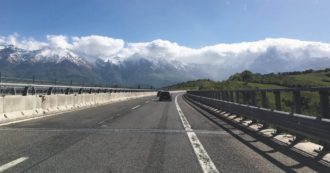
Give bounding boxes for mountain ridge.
[0,45,205,87]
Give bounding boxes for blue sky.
[0,0,329,47]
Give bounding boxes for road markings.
[98,120,106,124]
[0,127,240,135]
[145,101,149,103]
[175,95,219,173]
[0,157,28,172]
[131,105,141,110]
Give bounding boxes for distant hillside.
[168,68,330,90]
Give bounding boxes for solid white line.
[131,105,141,110]
[0,157,29,172]
[175,95,219,173]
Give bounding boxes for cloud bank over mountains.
[1,34,330,80]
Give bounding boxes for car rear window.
[160,92,170,96]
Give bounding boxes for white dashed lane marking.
[175,95,219,173]
[131,105,141,110]
[0,157,29,172]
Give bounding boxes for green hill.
[169,68,330,90]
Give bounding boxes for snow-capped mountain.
[0,45,205,87]
[0,45,90,67]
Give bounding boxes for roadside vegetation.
[169,68,330,117]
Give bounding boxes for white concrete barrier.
[0,92,155,123]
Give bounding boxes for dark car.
[159,91,172,101]
[157,90,163,97]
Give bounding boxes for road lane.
[178,95,328,173]
[175,95,219,173]
[0,93,326,172]
[0,93,201,173]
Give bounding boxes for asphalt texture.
[0,93,328,173]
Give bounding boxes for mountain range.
[1,37,330,87]
[0,45,208,87]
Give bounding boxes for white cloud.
[1,34,330,79]
[72,35,124,61]
[114,38,330,79]
[46,35,72,49]
[118,39,193,62]
[0,33,47,50]
[118,38,330,64]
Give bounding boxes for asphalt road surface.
[0,93,328,173]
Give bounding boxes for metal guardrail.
[187,87,330,118]
[0,82,154,96]
[0,73,154,91]
[186,89,330,147]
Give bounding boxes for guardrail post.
[65,88,70,95]
[251,91,256,106]
[235,91,240,103]
[293,90,302,114]
[31,87,36,95]
[47,87,53,95]
[224,91,228,101]
[242,91,248,104]
[23,86,29,96]
[319,91,329,119]
[215,91,219,100]
[261,91,268,108]
[11,88,16,95]
[274,91,281,111]
[229,91,234,102]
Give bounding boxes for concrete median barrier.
[0,91,155,124]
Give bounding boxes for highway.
[0,93,327,173]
